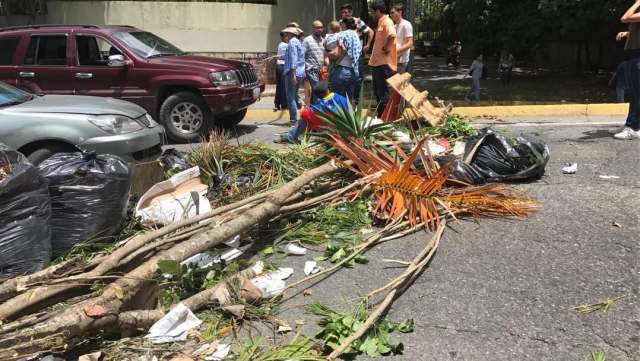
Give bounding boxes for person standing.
[390,5,413,74]
[274,31,288,111]
[498,51,514,86]
[609,61,626,103]
[465,55,484,105]
[279,26,306,143]
[340,3,374,101]
[368,0,397,117]
[613,0,640,140]
[327,17,362,100]
[303,20,326,106]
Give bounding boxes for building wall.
[45,0,351,53]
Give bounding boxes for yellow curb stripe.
[454,103,628,118]
[244,103,629,124]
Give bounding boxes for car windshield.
[113,31,184,58]
[0,82,33,107]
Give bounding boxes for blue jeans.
[285,73,303,122]
[275,64,287,109]
[329,65,358,101]
[287,116,307,142]
[306,69,320,104]
[371,65,395,116]
[466,78,481,103]
[623,55,640,130]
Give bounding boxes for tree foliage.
[434,0,630,63]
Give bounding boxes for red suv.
[0,24,264,143]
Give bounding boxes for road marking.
[481,121,621,127]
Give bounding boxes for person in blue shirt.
[282,26,306,129]
[279,81,349,143]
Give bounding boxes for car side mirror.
[108,54,127,67]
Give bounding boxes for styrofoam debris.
[360,228,375,235]
[277,324,293,333]
[599,175,620,180]
[304,261,320,276]
[453,141,466,157]
[284,243,307,255]
[224,235,241,248]
[252,261,265,275]
[204,343,231,361]
[145,303,202,344]
[250,267,293,298]
[180,248,243,268]
[364,116,384,128]
[562,163,578,174]
[426,140,447,155]
[251,277,286,298]
[270,267,294,280]
[392,130,412,143]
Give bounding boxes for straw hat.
[281,27,301,36]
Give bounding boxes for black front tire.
[159,91,213,144]
[218,109,248,128]
[27,144,75,165]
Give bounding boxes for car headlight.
[210,70,238,86]
[145,113,159,127]
[88,115,143,134]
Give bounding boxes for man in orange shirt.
[368,0,397,116]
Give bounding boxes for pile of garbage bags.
[0,144,130,277]
[431,128,550,185]
[39,153,130,257]
[0,144,52,278]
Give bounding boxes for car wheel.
[218,109,248,129]
[27,144,75,165]
[159,91,213,143]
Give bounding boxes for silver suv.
[0,81,164,164]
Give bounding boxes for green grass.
[422,74,615,105]
[410,59,617,105]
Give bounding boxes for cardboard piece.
[135,166,212,226]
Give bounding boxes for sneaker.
[609,126,628,135]
[613,127,640,140]
[274,133,296,144]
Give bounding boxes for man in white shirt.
[390,4,414,74]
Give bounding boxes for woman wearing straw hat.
[278,26,306,143]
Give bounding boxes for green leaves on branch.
[306,301,414,357]
[314,243,368,268]
[277,200,371,246]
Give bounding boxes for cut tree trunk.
[0,161,339,359]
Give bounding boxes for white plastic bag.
[145,303,202,344]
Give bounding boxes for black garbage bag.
[435,155,487,185]
[39,152,130,257]
[0,144,51,277]
[465,129,550,183]
[159,148,188,174]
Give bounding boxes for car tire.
[27,144,75,165]
[159,91,213,143]
[218,109,248,128]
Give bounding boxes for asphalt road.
[172,117,639,361]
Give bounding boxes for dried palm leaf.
[326,135,538,229]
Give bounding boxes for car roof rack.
[0,24,105,33]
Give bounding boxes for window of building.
[24,35,67,66]
[0,38,20,65]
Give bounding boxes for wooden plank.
[387,73,447,125]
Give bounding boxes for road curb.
[244,103,629,124]
[453,103,628,118]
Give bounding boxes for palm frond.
[327,135,538,230]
